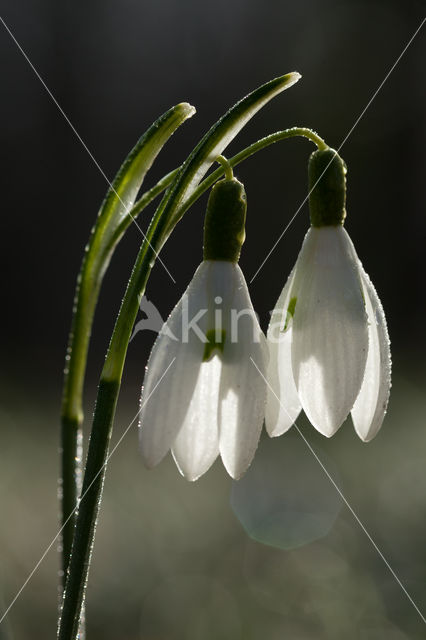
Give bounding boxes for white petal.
[139,262,210,468]
[351,269,391,441]
[172,357,221,481]
[141,260,268,481]
[218,265,268,479]
[265,268,302,436]
[292,227,369,436]
[163,260,237,480]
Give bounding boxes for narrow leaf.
[60,102,194,588]
[88,102,196,279]
[165,71,301,230]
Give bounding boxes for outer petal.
[265,268,302,436]
[218,264,268,479]
[172,357,221,481]
[291,227,369,436]
[139,262,210,468]
[351,269,391,441]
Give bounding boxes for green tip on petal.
[203,329,226,362]
[283,296,297,331]
[308,148,347,227]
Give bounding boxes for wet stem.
[58,122,327,638]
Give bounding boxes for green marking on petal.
[283,296,297,331]
[203,329,226,361]
[359,280,366,306]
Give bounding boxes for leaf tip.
[177,102,197,119]
[284,71,302,86]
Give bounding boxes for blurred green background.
[0,0,425,638]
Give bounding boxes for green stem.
[109,167,179,249]
[116,127,326,252]
[58,378,120,640]
[181,127,327,222]
[215,155,234,181]
[58,170,178,580]
[59,126,324,578]
[59,103,194,592]
[58,169,180,606]
[60,275,100,580]
[58,193,173,640]
[59,114,325,637]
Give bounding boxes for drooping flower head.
[266,148,391,440]
[139,165,268,480]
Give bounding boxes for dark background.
[0,1,425,639]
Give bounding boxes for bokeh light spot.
[231,431,343,549]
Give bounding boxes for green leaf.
[63,102,195,420]
[60,103,195,584]
[88,101,196,279]
[164,71,301,231]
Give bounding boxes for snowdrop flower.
[266,148,391,441]
[140,170,268,481]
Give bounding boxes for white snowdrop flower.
[140,172,268,481]
[266,148,391,440]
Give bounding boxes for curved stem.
[59,125,328,639]
[58,72,303,639]
[216,155,234,181]
[59,126,324,571]
[181,127,327,220]
[105,127,326,266]
[121,127,326,244]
